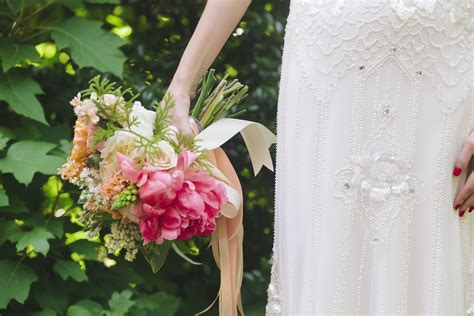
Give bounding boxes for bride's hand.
[453,131,474,217]
[165,83,194,135]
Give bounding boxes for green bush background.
[0,1,289,315]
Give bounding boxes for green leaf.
[134,292,181,315]
[0,189,9,207]
[16,227,55,256]
[0,260,38,309]
[32,282,68,314]
[172,242,202,265]
[55,0,84,9]
[0,141,65,185]
[54,260,88,282]
[67,305,92,316]
[0,192,28,214]
[107,290,135,316]
[0,221,22,245]
[73,299,103,315]
[0,39,41,72]
[0,69,47,124]
[68,240,99,261]
[85,0,120,3]
[0,131,11,150]
[142,241,172,273]
[31,309,57,316]
[51,17,126,77]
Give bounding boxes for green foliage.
[0,141,65,185]
[0,260,38,308]
[0,39,41,72]
[16,227,55,256]
[0,0,287,314]
[0,68,47,124]
[54,259,88,282]
[51,17,126,77]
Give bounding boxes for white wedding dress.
[265,1,473,315]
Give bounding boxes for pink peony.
[116,150,228,245]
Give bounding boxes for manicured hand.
[453,131,474,217]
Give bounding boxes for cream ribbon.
[193,119,276,315]
[196,118,277,176]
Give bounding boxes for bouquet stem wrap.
[195,118,277,315]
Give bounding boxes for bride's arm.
[166,0,252,133]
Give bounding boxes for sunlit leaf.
[51,17,126,77]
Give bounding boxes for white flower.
[129,101,156,138]
[146,140,178,170]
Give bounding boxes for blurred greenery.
[0,0,289,315]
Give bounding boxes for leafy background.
[0,0,289,315]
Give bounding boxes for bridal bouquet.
[59,73,276,315]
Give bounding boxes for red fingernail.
[454,204,461,210]
[453,166,463,176]
[460,210,466,217]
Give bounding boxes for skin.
[453,131,474,217]
[166,0,252,134]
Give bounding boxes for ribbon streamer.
[195,119,276,315]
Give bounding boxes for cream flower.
[146,140,178,170]
[100,131,141,182]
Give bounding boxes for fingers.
[454,170,474,215]
[453,133,474,176]
[174,116,193,135]
[459,193,474,217]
